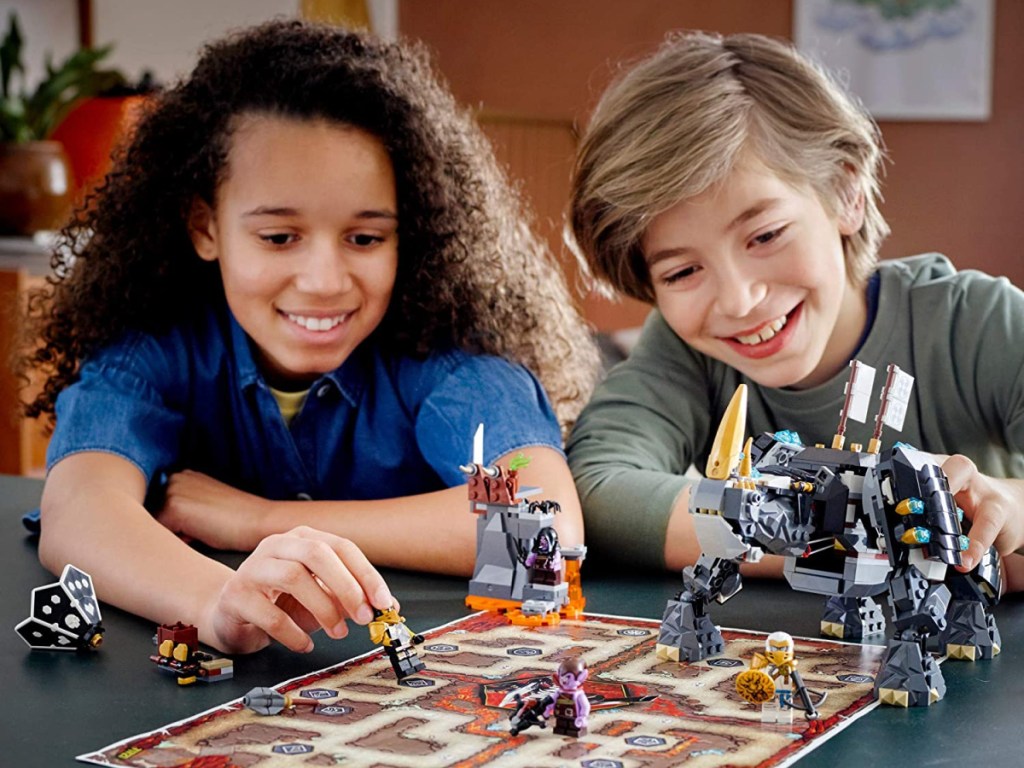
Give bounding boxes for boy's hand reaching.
[202,526,394,655]
[942,454,1024,578]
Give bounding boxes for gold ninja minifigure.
[735,631,824,723]
[368,605,426,681]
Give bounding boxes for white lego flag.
[845,360,876,423]
[880,366,914,431]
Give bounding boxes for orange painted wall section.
[403,0,1024,331]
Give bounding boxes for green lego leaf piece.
[508,453,531,472]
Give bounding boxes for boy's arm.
[40,452,393,653]
[155,446,583,577]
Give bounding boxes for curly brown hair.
[20,19,598,436]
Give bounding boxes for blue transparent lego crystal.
[907,527,931,544]
[773,430,803,446]
[892,440,919,451]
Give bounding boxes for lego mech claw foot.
[657,361,1002,708]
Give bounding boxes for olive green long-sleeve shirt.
[567,254,1024,570]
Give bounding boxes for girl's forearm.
[40,454,234,645]
[258,447,584,576]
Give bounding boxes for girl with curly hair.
[20,19,598,654]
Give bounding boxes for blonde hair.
[569,31,889,303]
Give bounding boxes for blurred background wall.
[1,0,1018,474]
[402,0,1023,330]
[1,0,1020,334]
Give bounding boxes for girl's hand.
[202,526,394,654]
[156,469,271,551]
[942,454,1024,573]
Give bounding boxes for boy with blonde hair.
[567,31,1024,588]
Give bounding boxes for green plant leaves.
[1,12,126,142]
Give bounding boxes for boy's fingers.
[962,511,1002,571]
[941,454,977,496]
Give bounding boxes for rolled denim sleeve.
[414,353,562,487]
[47,338,186,484]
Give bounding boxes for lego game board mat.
[79,611,886,768]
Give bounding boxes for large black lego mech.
[657,360,1002,708]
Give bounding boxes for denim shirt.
[44,301,562,505]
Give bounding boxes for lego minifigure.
[15,564,105,651]
[368,605,425,681]
[544,656,590,738]
[526,527,564,586]
[150,622,234,685]
[657,361,1002,708]
[735,632,823,723]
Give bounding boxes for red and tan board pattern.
[79,612,885,768]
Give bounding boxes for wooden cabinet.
[0,247,52,476]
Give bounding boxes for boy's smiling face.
[189,114,399,388]
[642,156,867,390]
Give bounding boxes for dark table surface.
[2,473,1021,767]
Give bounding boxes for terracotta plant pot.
[51,95,147,205]
[0,141,74,235]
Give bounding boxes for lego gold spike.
[706,384,748,480]
[739,436,753,478]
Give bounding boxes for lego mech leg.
[933,545,1002,660]
[656,555,741,662]
[875,565,950,707]
[820,595,886,641]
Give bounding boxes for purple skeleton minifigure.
[544,656,590,737]
[525,526,563,586]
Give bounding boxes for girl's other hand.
[203,526,394,654]
[156,469,271,551]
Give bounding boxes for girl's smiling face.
[642,155,867,390]
[189,114,399,388]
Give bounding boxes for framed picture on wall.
[794,0,995,121]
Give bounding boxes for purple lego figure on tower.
[525,527,564,587]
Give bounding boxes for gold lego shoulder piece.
[368,620,390,646]
[706,384,747,480]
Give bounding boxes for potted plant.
[0,11,124,236]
